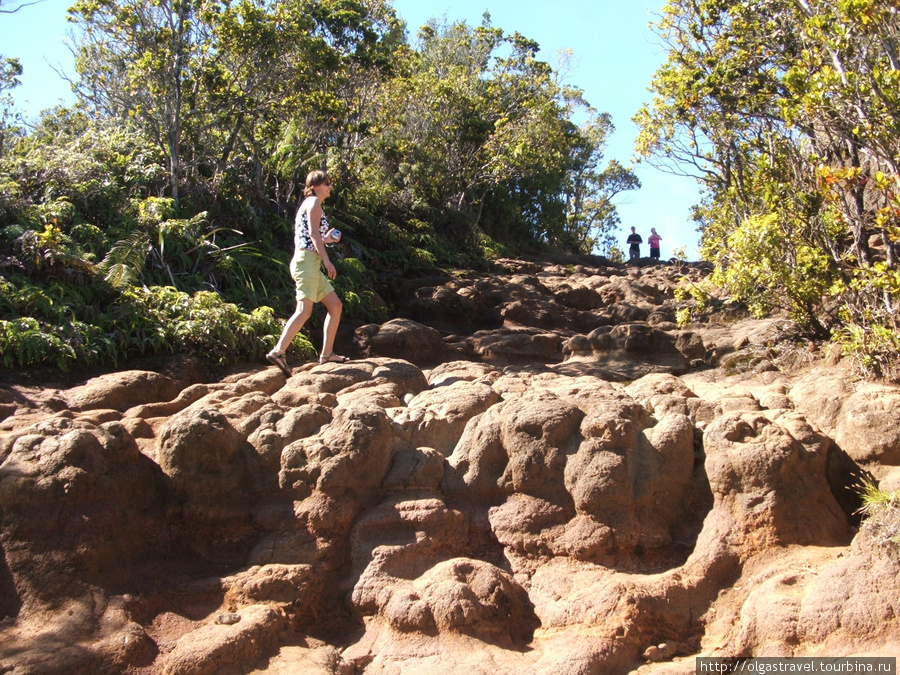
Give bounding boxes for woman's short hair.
[304,170,330,197]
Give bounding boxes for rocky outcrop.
[1,258,898,674]
[356,259,717,379]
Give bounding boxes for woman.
[266,169,348,376]
[648,227,662,260]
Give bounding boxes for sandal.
[266,349,292,377]
[318,352,350,364]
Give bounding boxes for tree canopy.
[636,0,900,379]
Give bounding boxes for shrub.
[710,213,833,333]
[855,481,900,559]
[112,286,311,365]
[831,263,900,382]
[673,277,711,327]
[11,116,166,226]
[0,273,308,370]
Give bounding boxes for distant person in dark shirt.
[626,227,643,261]
[648,228,662,260]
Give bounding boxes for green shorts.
[290,250,334,303]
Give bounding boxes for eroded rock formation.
[1,258,899,674]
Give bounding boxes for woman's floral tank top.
[294,205,329,252]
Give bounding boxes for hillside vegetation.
[637,0,900,379]
[1,0,899,380]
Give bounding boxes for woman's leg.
[319,290,343,357]
[274,298,314,354]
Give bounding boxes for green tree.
[563,111,641,254]
[70,0,404,211]
[355,14,635,254]
[637,0,900,376]
[0,56,22,156]
[71,0,214,204]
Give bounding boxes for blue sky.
[3,0,703,257]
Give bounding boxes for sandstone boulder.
[788,366,854,434]
[279,403,394,500]
[465,327,565,364]
[702,410,849,554]
[158,406,250,509]
[61,357,206,413]
[161,604,286,675]
[388,380,500,456]
[350,496,469,621]
[354,318,450,366]
[834,383,900,465]
[564,323,689,380]
[0,418,163,606]
[443,391,583,500]
[224,564,317,606]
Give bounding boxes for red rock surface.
[1,258,898,674]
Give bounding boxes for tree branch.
[0,0,45,13]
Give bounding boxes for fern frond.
[101,231,150,288]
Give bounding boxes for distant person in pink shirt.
[648,228,662,260]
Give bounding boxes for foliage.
[710,213,834,331]
[0,1,637,374]
[0,274,290,369]
[332,255,388,323]
[347,15,637,256]
[856,480,900,518]
[0,55,22,156]
[113,286,287,365]
[673,276,712,326]
[855,480,900,554]
[101,230,149,288]
[69,0,406,208]
[5,112,167,227]
[12,222,98,283]
[637,0,900,378]
[834,317,900,382]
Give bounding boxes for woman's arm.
[307,200,337,279]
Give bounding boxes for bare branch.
[0,0,46,14]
